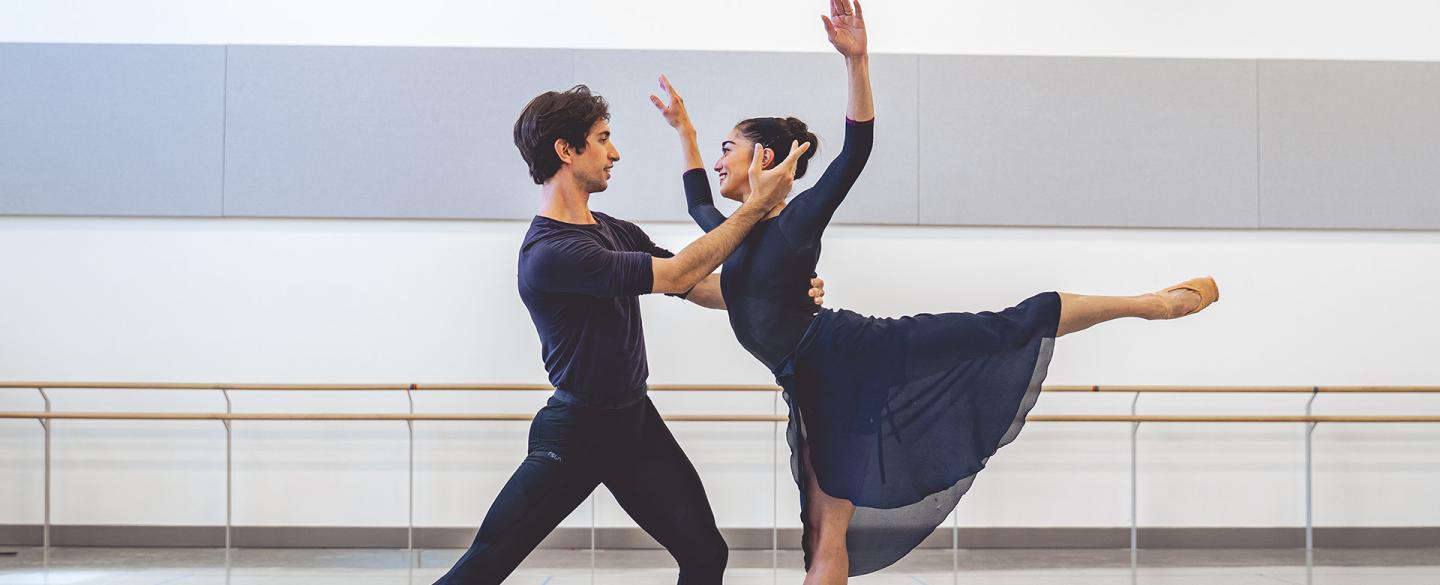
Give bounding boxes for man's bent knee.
[675,532,728,583]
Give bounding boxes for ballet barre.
[2,382,1438,570]
[4,381,1440,392]
[1,412,1439,423]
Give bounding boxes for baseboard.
[1,525,1435,549]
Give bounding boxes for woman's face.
[713,127,772,203]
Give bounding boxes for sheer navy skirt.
[773,291,1061,576]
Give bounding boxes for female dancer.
[650,1,1219,582]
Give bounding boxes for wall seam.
[221,46,230,218]
[1254,59,1262,229]
[914,55,922,226]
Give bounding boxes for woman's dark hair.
[513,85,611,184]
[736,116,820,179]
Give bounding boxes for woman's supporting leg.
[802,443,856,585]
[1056,277,1218,337]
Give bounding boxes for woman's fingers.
[650,75,685,118]
[659,73,684,107]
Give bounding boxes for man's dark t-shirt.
[518,212,675,408]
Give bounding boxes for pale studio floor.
[1,547,1439,584]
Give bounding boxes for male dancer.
[434,85,816,584]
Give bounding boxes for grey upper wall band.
[0,44,226,217]
[223,46,573,220]
[1258,60,1440,230]
[2,44,1437,230]
[920,56,1259,229]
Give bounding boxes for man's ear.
[553,138,574,165]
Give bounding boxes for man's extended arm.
[682,275,827,311]
[651,141,811,293]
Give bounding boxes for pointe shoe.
[1159,276,1220,317]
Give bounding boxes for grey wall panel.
[574,50,918,225]
[223,47,572,219]
[917,56,1259,228]
[16,42,1439,231]
[0,44,225,216]
[1258,61,1440,230]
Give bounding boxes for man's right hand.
[746,140,811,212]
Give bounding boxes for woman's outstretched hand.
[649,74,694,132]
[821,0,867,59]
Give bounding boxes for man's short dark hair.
[514,85,611,184]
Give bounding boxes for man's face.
[570,119,621,193]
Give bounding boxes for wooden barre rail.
[3,412,1439,423]
[2,382,1440,393]
[4,384,1436,562]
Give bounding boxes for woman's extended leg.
[802,442,856,585]
[1056,277,1218,337]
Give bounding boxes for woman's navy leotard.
[683,119,874,370]
[683,118,1061,577]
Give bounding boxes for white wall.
[2,218,1438,530]
[3,0,1440,61]
[2,0,1439,531]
